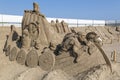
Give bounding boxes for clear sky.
[0,0,120,20]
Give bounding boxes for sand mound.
[42,69,74,80]
[76,63,120,80]
[14,67,46,80]
[0,27,120,80]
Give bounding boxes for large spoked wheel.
[9,47,18,61]
[16,49,26,65]
[38,51,55,71]
[26,49,38,68]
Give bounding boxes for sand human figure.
[10,25,19,41]
[51,20,58,32]
[57,33,82,63]
[55,19,64,33]
[76,31,89,52]
[33,2,40,13]
[22,29,31,50]
[27,22,40,49]
[33,2,45,17]
[61,20,70,33]
[3,25,19,52]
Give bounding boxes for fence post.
[2,14,3,27]
[92,20,94,26]
[77,19,78,27]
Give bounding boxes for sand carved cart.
[3,2,112,76]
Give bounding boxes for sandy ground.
[0,27,120,80]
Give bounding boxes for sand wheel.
[26,49,38,68]
[38,51,55,71]
[9,47,18,61]
[5,45,11,56]
[16,49,26,65]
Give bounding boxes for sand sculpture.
[116,26,120,32]
[51,20,70,33]
[3,2,112,76]
[61,20,71,33]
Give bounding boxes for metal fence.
[105,20,120,27]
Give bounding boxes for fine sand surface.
[0,27,120,80]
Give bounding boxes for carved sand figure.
[55,19,64,33]
[76,31,89,53]
[3,25,19,56]
[33,2,40,13]
[10,25,19,41]
[61,20,71,33]
[57,33,83,63]
[22,29,31,50]
[77,31,87,45]
[51,20,58,32]
[116,26,120,32]
[28,22,40,49]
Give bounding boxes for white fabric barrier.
[0,14,105,27]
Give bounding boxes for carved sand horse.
[3,2,112,76]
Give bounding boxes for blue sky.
[0,0,120,20]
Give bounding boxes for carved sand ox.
[3,2,112,76]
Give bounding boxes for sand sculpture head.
[33,2,40,12]
[56,19,59,23]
